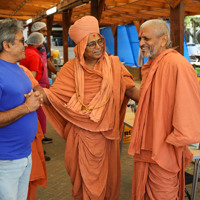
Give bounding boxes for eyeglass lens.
[87,38,104,48]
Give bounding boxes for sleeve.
[110,56,135,90]
[120,61,135,90]
[166,60,200,146]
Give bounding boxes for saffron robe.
[19,65,47,199]
[128,49,200,199]
[42,45,135,199]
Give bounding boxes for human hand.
[24,90,43,104]
[24,91,43,112]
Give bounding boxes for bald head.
[140,19,171,48]
[138,19,171,62]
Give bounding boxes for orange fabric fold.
[128,49,200,199]
[27,121,47,200]
[42,35,134,199]
[128,49,200,171]
[132,162,179,200]
[67,35,113,122]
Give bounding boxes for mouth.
[93,51,102,56]
[140,45,149,51]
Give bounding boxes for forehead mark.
[93,35,96,37]
[140,32,143,37]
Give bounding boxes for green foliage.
[185,16,200,28]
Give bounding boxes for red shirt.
[20,46,43,81]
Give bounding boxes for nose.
[139,38,145,47]
[24,42,28,47]
[95,42,102,50]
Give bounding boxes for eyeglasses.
[15,38,25,45]
[87,38,104,49]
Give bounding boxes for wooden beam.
[97,0,106,21]
[133,21,141,33]
[166,0,183,8]
[170,0,184,55]
[10,0,30,16]
[91,0,98,18]
[62,9,72,63]
[33,0,89,22]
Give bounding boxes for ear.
[161,34,168,47]
[2,41,11,52]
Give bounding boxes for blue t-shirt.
[0,59,38,160]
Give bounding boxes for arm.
[125,86,139,103]
[0,90,42,127]
[34,85,50,105]
[47,58,57,74]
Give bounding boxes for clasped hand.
[24,90,43,112]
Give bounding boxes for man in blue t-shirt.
[0,19,42,200]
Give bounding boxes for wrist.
[24,103,31,113]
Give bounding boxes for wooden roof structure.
[1,0,200,26]
[0,0,197,62]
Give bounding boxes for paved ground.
[35,81,200,200]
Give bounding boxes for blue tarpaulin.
[100,23,190,67]
[100,27,114,55]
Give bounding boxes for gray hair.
[140,19,172,48]
[0,18,24,53]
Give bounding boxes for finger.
[34,91,40,97]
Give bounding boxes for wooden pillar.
[97,0,105,21]
[46,15,54,54]
[133,21,141,33]
[91,0,98,19]
[111,25,118,56]
[170,0,184,55]
[28,24,32,36]
[62,9,72,63]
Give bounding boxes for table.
[189,149,200,200]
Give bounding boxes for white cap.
[27,32,45,45]
[31,22,46,32]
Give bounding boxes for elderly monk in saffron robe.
[34,16,139,200]
[128,19,200,200]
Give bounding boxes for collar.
[27,45,40,53]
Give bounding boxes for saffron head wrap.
[69,16,99,44]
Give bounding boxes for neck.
[0,52,16,63]
[84,58,98,69]
[150,48,167,60]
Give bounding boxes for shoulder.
[59,58,75,77]
[62,58,75,69]
[161,50,192,70]
[110,55,120,63]
[109,55,123,69]
[158,50,195,78]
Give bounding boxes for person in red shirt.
[20,32,44,81]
